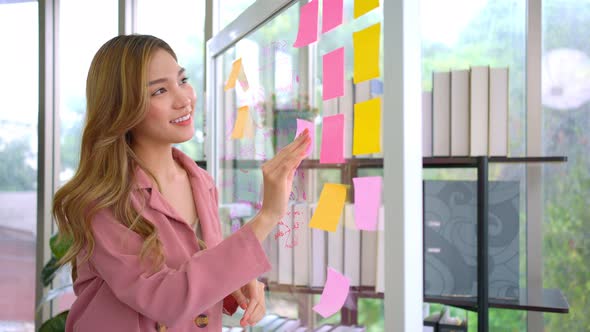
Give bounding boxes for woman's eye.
[180,77,189,84]
[152,88,166,96]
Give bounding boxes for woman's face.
[131,48,197,147]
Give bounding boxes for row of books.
[262,203,386,293]
[223,314,366,331]
[423,66,509,157]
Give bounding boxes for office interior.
[0,0,588,331]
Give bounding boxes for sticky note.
[353,23,381,83]
[293,0,319,48]
[231,106,250,139]
[224,58,249,91]
[354,0,379,18]
[296,119,315,157]
[353,97,381,155]
[309,183,347,232]
[322,47,345,101]
[320,114,345,164]
[322,0,343,33]
[353,176,382,231]
[313,267,351,318]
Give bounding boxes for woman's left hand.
[231,279,266,327]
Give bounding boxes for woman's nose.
[173,91,192,109]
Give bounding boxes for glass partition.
[211,0,384,330]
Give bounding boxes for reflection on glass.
[137,0,206,159]
[421,0,526,330]
[0,2,38,330]
[215,1,384,330]
[542,0,590,331]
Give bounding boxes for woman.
[52,34,310,331]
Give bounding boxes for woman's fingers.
[231,289,248,310]
[263,129,310,171]
[246,282,266,325]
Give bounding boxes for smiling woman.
[51,34,310,332]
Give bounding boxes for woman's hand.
[259,129,311,222]
[249,129,310,242]
[231,279,266,327]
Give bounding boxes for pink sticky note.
[320,114,345,164]
[293,0,319,48]
[322,0,343,33]
[296,119,315,157]
[322,47,345,101]
[313,267,351,318]
[353,176,383,231]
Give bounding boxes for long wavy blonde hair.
[53,35,176,277]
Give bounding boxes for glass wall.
[58,0,118,184]
[216,0,256,32]
[542,1,590,331]
[0,2,38,331]
[55,0,118,313]
[137,0,207,160]
[421,0,528,330]
[214,0,385,330]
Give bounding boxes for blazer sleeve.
[88,209,271,327]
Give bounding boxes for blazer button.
[194,314,208,328]
[155,322,167,332]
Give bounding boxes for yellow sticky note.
[224,58,249,91]
[354,0,379,18]
[309,183,347,232]
[353,97,381,155]
[231,106,250,139]
[353,23,381,83]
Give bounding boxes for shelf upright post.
[477,156,489,332]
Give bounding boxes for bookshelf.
[201,155,569,331]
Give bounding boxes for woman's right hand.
[249,129,311,241]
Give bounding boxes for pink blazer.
[65,148,271,331]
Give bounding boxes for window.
[137,0,207,160]
[58,0,118,184]
[421,0,527,330]
[216,0,256,32]
[0,1,38,331]
[55,0,118,313]
[542,1,590,331]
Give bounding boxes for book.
[432,71,451,156]
[268,222,279,283]
[450,70,470,156]
[343,204,361,287]
[293,203,311,286]
[469,66,489,156]
[310,204,327,287]
[339,79,354,159]
[323,98,339,117]
[252,314,279,332]
[422,91,433,157]
[327,212,344,273]
[276,319,302,332]
[488,67,509,156]
[360,228,377,287]
[375,206,385,293]
[263,317,288,331]
[278,204,294,285]
[371,79,384,158]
